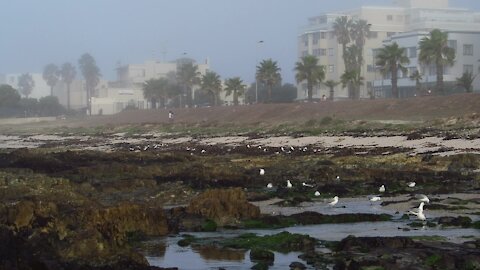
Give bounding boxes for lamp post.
[255,40,264,104]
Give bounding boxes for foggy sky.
[1,0,479,87]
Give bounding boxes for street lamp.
[255,40,264,104]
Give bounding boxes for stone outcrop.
[186,188,260,226]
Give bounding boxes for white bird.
[369,196,382,202]
[201,149,206,153]
[259,169,265,176]
[407,181,416,188]
[302,182,314,187]
[328,196,339,206]
[290,146,295,151]
[415,194,430,204]
[286,180,293,188]
[280,146,286,152]
[409,202,426,221]
[379,185,385,193]
[335,176,341,181]
[314,191,321,197]
[246,144,251,148]
[266,183,273,188]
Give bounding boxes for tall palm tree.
[18,73,35,98]
[42,64,59,96]
[409,70,423,96]
[256,59,281,103]
[324,80,340,101]
[349,20,371,72]
[201,71,223,106]
[294,55,326,102]
[341,70,364,99]
[60,62,76,110]
[225,77,246,106]
[333,16,352,71]
[177,62,201,107]
[376,42,410,98]
[456,72,476,93]
[419,29,456,95]
[78,53,101,115]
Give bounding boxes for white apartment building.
[298,0,480,100]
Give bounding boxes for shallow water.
[144,219,479,269]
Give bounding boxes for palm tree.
[142,78,172,109]
[60,62,76,110]
[18,73,35,98]
[333,16,352,70]
[177,62,201,107]
[256,59,281,103]
[201,71,222,106]
[409,70,423,96]
[78,53,101,114]
[419,29,456,95]
[42,64,59,96]
[349,20,371,72]
[225,77,246,105]
[341,70,364,99]
[294,55,325,102]
[376,42,410,98]
[456,72,476,93]
[324,80,340,101]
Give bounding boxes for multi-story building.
[298,0,480,100]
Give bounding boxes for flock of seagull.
[260,168,430,221]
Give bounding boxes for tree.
[376,42,410,98]
[349,20,370,72]
[294,55,325,102]
[324,80,340,101]
[78,53,101,114]
[177,62,201,107]
[333,16,352,71]
[256,59,281,103]
[409,70,423,95]
[42,64,59,96]
[142,78,173,108]
[0,84,21,108]
[456,72,476,93]
[18,73,35,98]
[225,77,246,105]
[200,71,222,106]
[419,29,456,95]
[38,96,65,116]
[341,70,364,99]
[60,62,76,110]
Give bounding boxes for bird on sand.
[286,180,293,188]
[415,194,430,204]
[407,181,416,188]
[409,202,426,221]
[259,169,265,176]
[327,196,339,206]
[379,185,385,193]
[314,191,321,197]
[266,183,273,189]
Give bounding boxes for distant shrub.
[320,116,333,125]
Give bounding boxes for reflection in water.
[192,245,245,261]
[140,241,166,257]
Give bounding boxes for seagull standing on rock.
[266,183,273,189]
[286,180,293,188]
[407,181,416,188]
[379,185,385,193]
[259,169,265,176]
[409,202,426,221]
[328,196,339,206]
[314,191,321,197]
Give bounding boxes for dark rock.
[289,261,306,270]
[249,248,274,262]
[437,216,472,227]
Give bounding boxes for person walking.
[168,110,174,123]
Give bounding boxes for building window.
[367,65,375,72]
[387,15,393,21]
[448,40,457,52]
[313,39,319,45]
[320,48,327,56]
[328,48,334,56]
[328,65,334,73]
[313,49,322,56]
[463,44,473,56]
[409,47,417,58]
[464,65,474,74]
[368,31,378,38]
[320,32,326,39]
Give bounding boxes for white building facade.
[298,0,480,100]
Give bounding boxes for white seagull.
[335,176,341,182]
[379,185,385,193]
[286,180,293,188]
[302,182,314,187]
[415,194,430,204]
[409,202,426,221]
[314,191,321,197]
[369,196,382,202]
[259,169,265,176]
[407,181,416,188]
[266,183,273,189]
[328,196,339,206]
